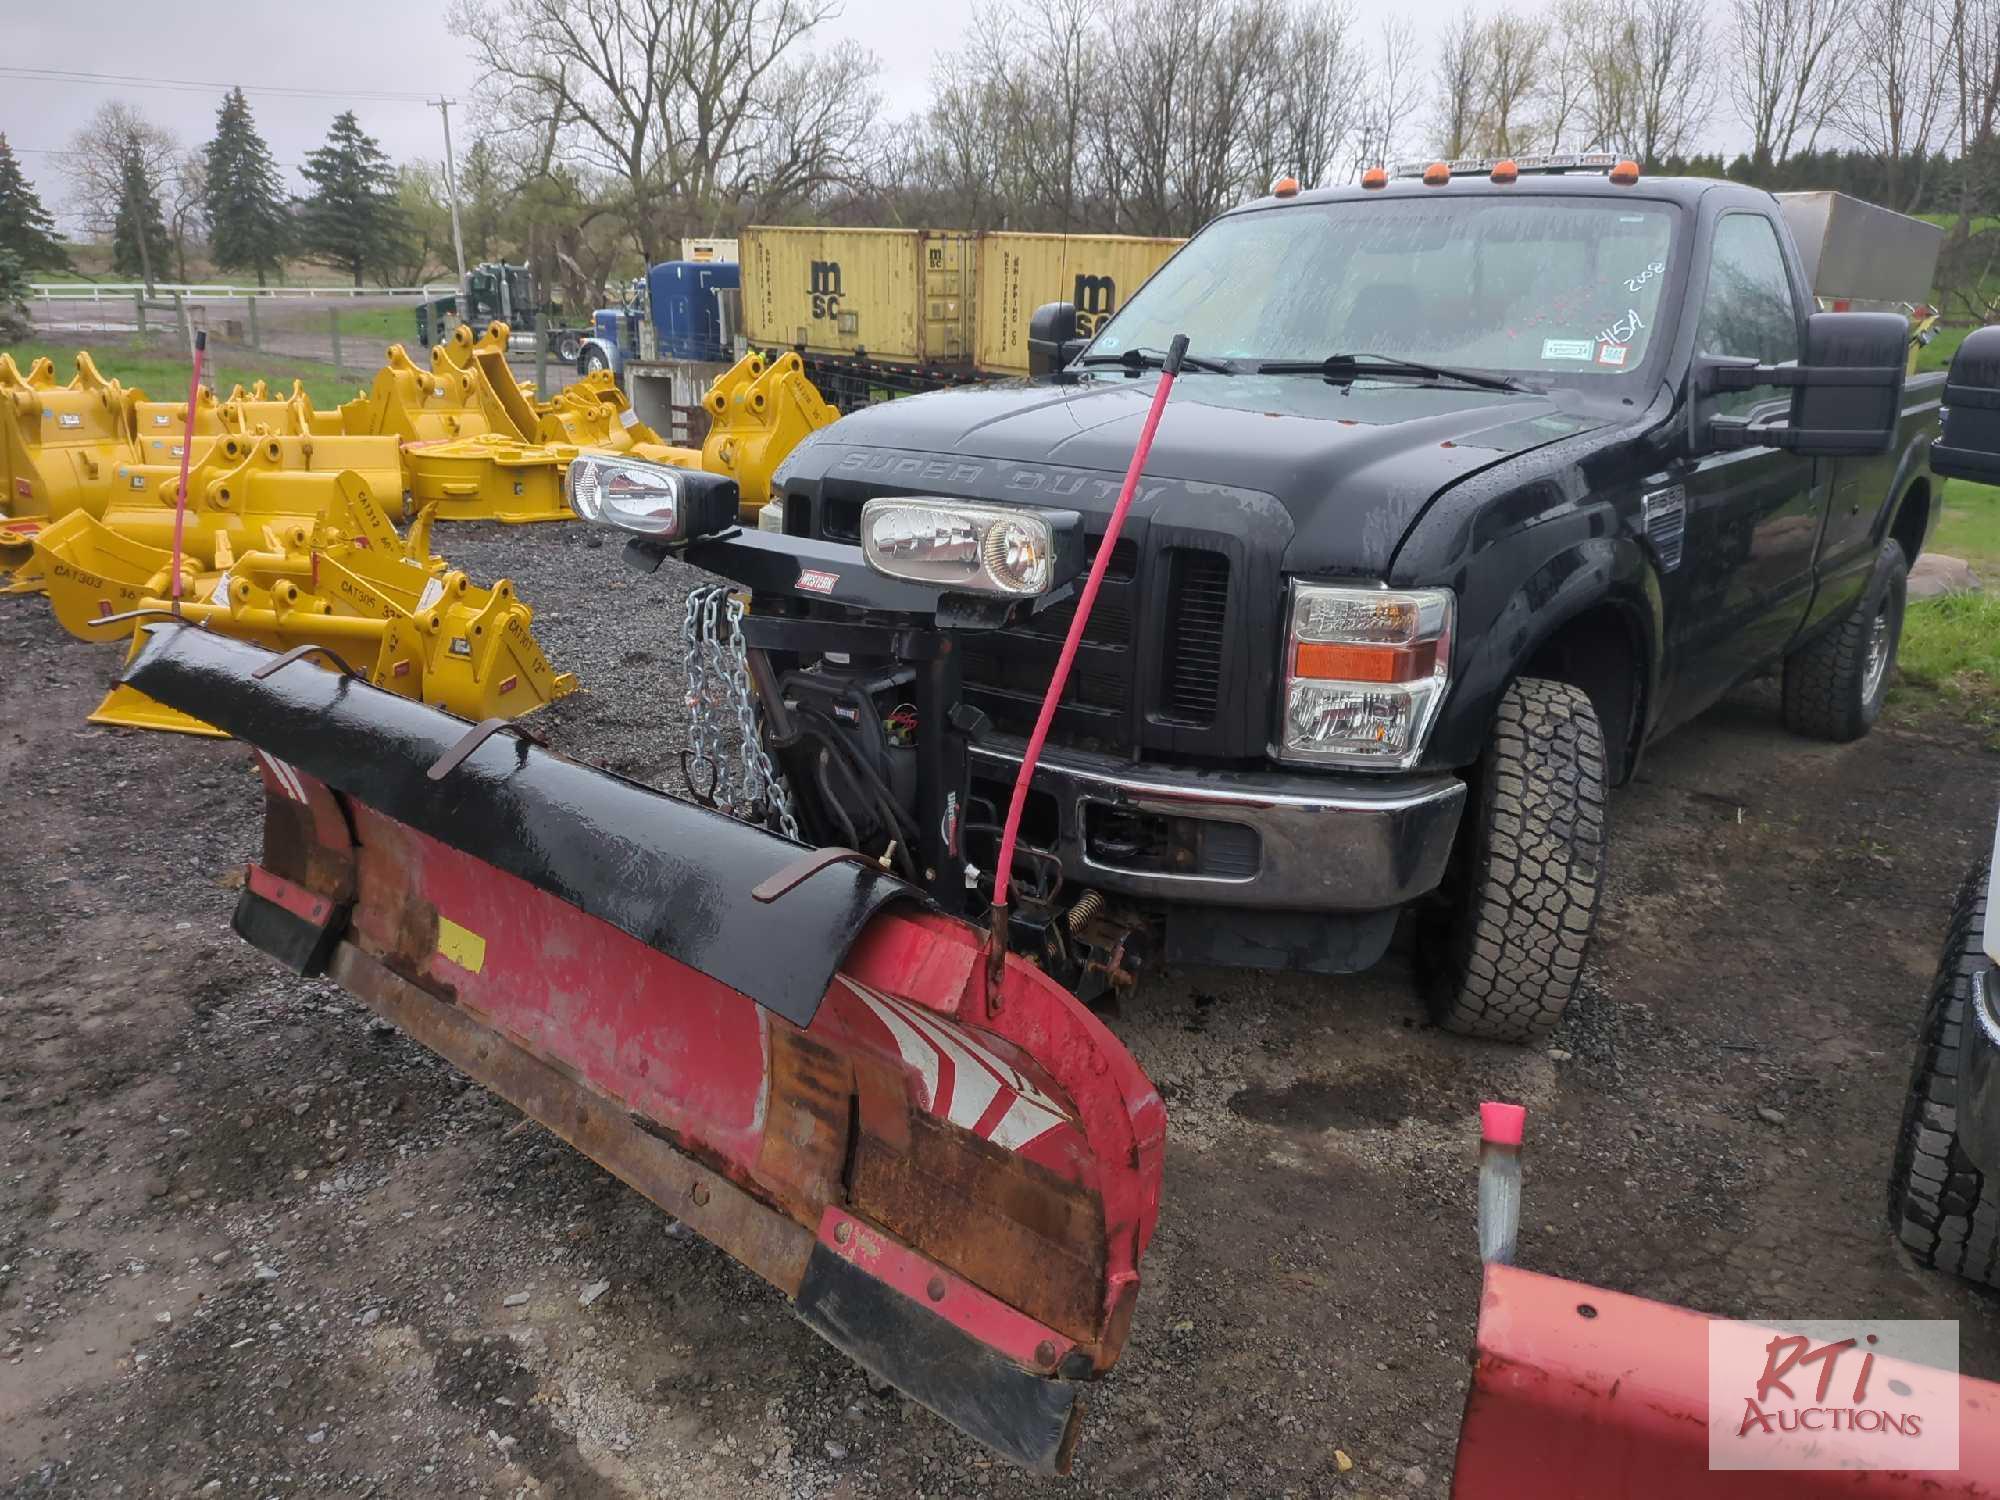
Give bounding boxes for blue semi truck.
[576,259,741,378]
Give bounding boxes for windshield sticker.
[1596,343,1629,367]
[1541,338,1596,361]
[1623,261,1666,293]
[1599,307,1645,345]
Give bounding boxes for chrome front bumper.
[967,735,1466,912]
[1963,966,2000,1177]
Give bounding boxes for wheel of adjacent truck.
[578,345,610,376]
[556,331,583,363]
[1781,536,1908,743]
[1888,858,2000,1290]
[1425,677,1607,1043]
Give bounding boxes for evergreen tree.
[0,135,68,273]
[0,249,31,343]
[460,138,506,262]
[203,88,289,286]
[297,111,405,288]
[110,137,169,288]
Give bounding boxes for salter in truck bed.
[660,155,1945,1042]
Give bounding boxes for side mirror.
[1931,325,2000,483]
[1027,301,1085,378]
[1696,311,1907,458]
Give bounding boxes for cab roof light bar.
[1389,151,1620,179]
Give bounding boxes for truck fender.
[1874,431,1937,557]
[1427,532,1663,781]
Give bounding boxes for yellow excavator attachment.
[697,351,838,516]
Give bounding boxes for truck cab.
[665,158,1943,1039]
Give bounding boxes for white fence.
[29,282,455,302]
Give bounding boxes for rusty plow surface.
[123,623,1167,1476]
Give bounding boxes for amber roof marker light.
[1361,166,1389,190]
[1272,174,1301,198]
[1422,161,1451,186]
[1490,159,1519,184]
[1610,159,1641,185]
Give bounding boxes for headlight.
[1275,583,1453,770]
[859,498,1067,596]
[565,454,740,542]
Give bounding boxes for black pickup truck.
[617,161,1943,1042]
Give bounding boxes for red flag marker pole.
[986,332,1188,990]
[169,330,207,615]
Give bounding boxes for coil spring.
[1067,889,1105,934]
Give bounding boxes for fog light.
[862,499,1059,596]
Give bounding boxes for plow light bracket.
[566,454,741,543]
[860,499,1085,599]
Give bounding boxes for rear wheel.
[1426,677,1607,1043]
[1781,537,1907,742]
[1888,859,2000,1290]
[555,331,583,363]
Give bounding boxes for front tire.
[578,346,610,376]
[1888,859,2000,1290]
[1427,677,1607,1043]
[1781,537,1907,742]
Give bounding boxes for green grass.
[1897,475,2000,740]
[2,337,364,410]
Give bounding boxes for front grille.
[1159,548,1230,725]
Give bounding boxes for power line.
[0,64,438,104]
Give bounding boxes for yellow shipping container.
[740,227,975,365]
[975,232,1184,374]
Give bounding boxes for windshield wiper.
[1256,352,1531,394]
[1076,346,1235,375]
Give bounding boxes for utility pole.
[433,97,470,318]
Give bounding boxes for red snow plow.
[123,624,1164,1476]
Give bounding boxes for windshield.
[1088,195,1680,381]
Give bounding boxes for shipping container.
[740,227,975,364]
[974,232,1184,374]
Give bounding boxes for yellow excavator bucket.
[339,342,511,445]
[698,351,838,515]
[2,351,139,554]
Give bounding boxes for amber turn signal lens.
[1422,161,1451,186]
[1490,159,1519,184]
[1272,175,1301,197]
[1610,159,1641,185]
[1361,166,1389,190]
[1293,639,1439,684]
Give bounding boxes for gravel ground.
[2,518,1998,1499]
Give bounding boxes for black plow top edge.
[123,624,924,1028]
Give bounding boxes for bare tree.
[1585,0,1715,163]
[1538,0,1604,150]
[166,149,206,284]
[1353,16,1423,173]
[1945,0,2000,233]
[1433,6,1485,157]
[1480,12,1551,154]
[1729,0,1860,168]
[454,0,869,262]
[62,102,180,291]
[1248,0,1365,189]
[1841,0,1954,209]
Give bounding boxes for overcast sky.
[2,0,983,232]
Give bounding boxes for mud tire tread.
[1430,677,1607,1043]
[1781,538,1907,743]
[1888,859,1999,1290]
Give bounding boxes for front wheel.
[1888,859,2000,1290]
[1781,537,1907,742]
[1425,677,1607,1043]
[577,345,610,376]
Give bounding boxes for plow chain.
[681,583,799,840]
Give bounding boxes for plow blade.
[1454,1265,2000,1497]
[121,626,1166,1474]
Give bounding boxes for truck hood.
[805,373,1616,576]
